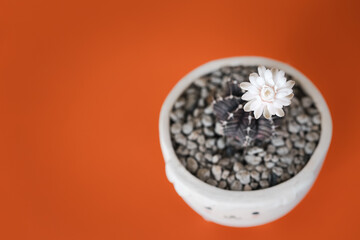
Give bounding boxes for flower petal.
[285,93,294,99]
[250,99,261,111]
[276,77,286,89]
[275,98,291,106]
[248,85,259,94]
[256,76,265,86]
[264,69,274,86]
[258,66,266,78]
[271,68,278,84]
[263,105,271,119]
[275,108,285,117]
[244,99,255,111]
[239,82,252,90]
[249,73,259,87]
[267,103,276,115]
[241,92,256,101]
[254,104,264,119]
[285,80,295,88]
[276,88,293,98]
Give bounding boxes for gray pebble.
[255,164,266,172]
[201,88,209,99]
[236,170,251,184]
[174,98,185,109]
[211,154,221,163]
[193,108,201,118]
[215,122,223,135]
[218,180,227,189]
[287,165,296,175]
[312,125,320,131]
[188,129,200,140]
[230,180,242,191]
[267,145,276,153]
[202,115,213,127]
[204,105,213,115]
[210,76,222,85]
[247,147,264,155]
[288,121,301,133]
[280,155,293,165]
[205,139,216,149]
[218,158,230,167]
[312,114,321,125]
[171,123,182,134]
[233,162,244,172]
[179,157,186,166]
[271,137,285,147]
[204,153,212,162]
[245,155,262,165]
[277,147,289,156]
[196,168,211,181]
[227,174,235,184]
[271,155,279,163]
[221,169,230,179]
[195,152,204,161]
[296,113,310,125]
[250,182,259,189]
[265,161,275,168]
[243,185,252,191]
[250,170,260,181]
[290,134,300,142]
[206,178,218,186]
[216,138,226,149]
[261,171,270,179]
[259,180,269,188]
[171,112,181,122]
[211,165,222,181]
[174,134,187,146]
[264,153,272,162]
[294,156,303,164]
[286,139,293,149]
[306,132,320,142]
[272,167,284,176]
[193,118,202,128]
[175,109,185,120]
[187,141,197,150]
[307,107,319,115]
[294,139,306,148]
[197,135,205,145]
[186,157,198,173]
[204,127,215,137]
[185,95,197,111]
[301,97,313,108]
[194,77,207,87]
[176,146,189,156]
[305,142,316,154]
[198,145,206,152]
[182,122,193,135]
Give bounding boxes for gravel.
[182,122,194,135]
[211,165,222,181]
[186,157,198,173]
[169,65,321,191]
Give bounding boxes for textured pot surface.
[159,57,332,227]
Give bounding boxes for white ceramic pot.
[159,56,332,227]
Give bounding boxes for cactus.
[213,77,280,147]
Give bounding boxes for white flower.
[239,66,295,119]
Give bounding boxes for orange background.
[0,0,359,239]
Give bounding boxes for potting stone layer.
[169,65,321,191]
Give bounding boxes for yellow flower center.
[260,86,275,102]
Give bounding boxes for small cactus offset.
[213,66,295,147]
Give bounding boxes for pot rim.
[159,56,332,204]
